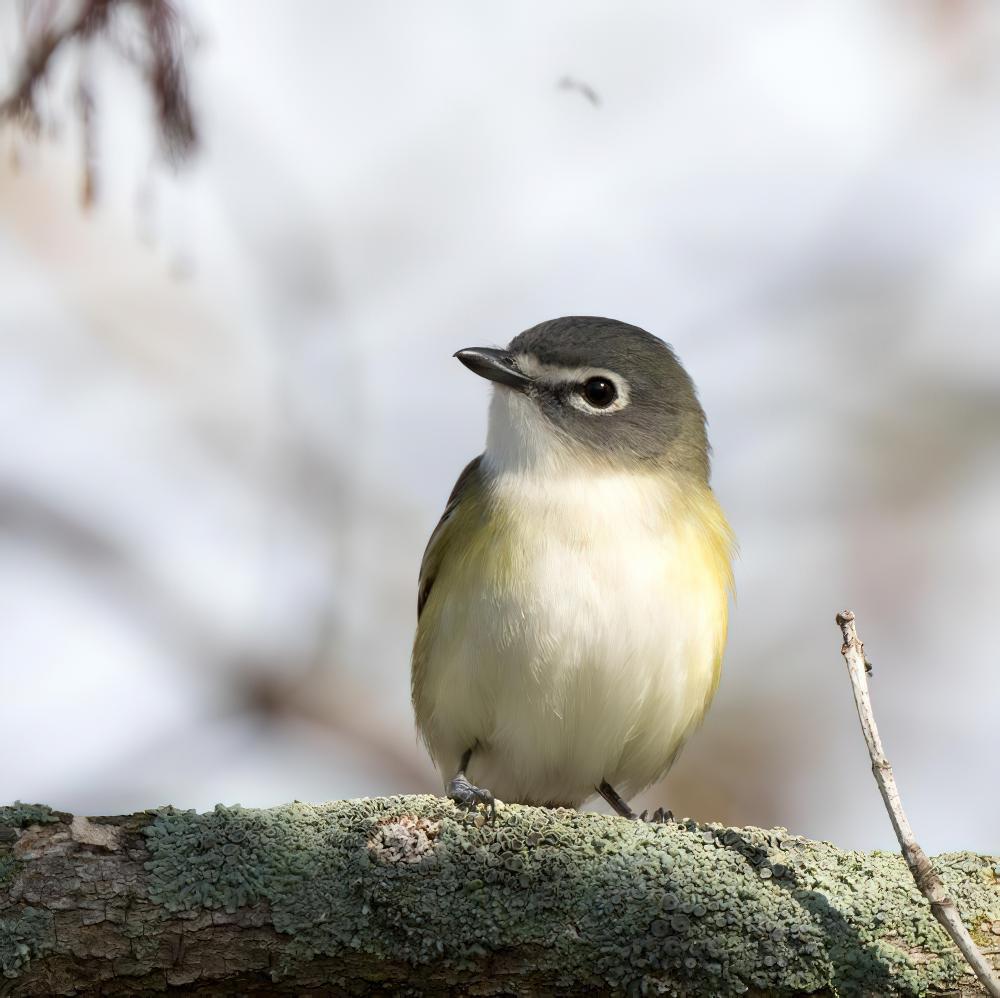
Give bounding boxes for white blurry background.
[1,1,998,854]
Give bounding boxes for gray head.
[456,316,709,480]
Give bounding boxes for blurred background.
[1,0,998,854]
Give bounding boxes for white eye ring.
[512,355,631,414]
[565,370,630,415]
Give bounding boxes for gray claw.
[638,807,673,824]
[448,774,496,823]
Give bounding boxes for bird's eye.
[580,376,617,408]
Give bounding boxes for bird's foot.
[637,807,674,824]
[447,773,496,824]
[597,781,672,824]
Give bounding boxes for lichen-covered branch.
[1,798,998,996]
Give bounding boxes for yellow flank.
[411,480,491,708]
[677,482,735,706]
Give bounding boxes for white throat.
[483,387,583,479]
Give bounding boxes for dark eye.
[580,376,617,408]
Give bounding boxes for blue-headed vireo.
[411,316,734,822]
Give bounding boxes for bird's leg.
[448,747,496,823]
[598,780,637,819]
[597,781,672,823]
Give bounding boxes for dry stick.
[835,609,1000,997]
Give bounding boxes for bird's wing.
[412,455,486,769]
[417,455,484,620]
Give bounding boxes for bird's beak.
[454,348,533,390]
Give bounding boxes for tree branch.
[1,798,998,996]
[836,609,1000,997]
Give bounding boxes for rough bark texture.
[1,797,998,996]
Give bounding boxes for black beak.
[454,348,533,390]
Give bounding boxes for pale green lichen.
[142,796,1000,996]
[0,855,17,887]
[0,907,53,979]
[0,803,60,829]
[0,804,61,979]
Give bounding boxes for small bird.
[411,316,734,821]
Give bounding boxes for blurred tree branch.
[0,481,432,792]
[1,798,998,996]
[1,0,197,203]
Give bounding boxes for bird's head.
[456,316,709,480]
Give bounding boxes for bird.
[411,316,734,822]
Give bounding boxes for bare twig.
[835,609,1000,996]
[76,64,97,207]
[140,0,198,160]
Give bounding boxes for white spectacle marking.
[513,353,631,415]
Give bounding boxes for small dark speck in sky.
[557,76,601,107]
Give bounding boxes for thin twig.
[835,609,1000,997]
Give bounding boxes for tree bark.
[1,797,997,996]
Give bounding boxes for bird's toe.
[638,807,674,824]
[448,774,497,823]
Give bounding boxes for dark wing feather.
[417,455,483,619]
